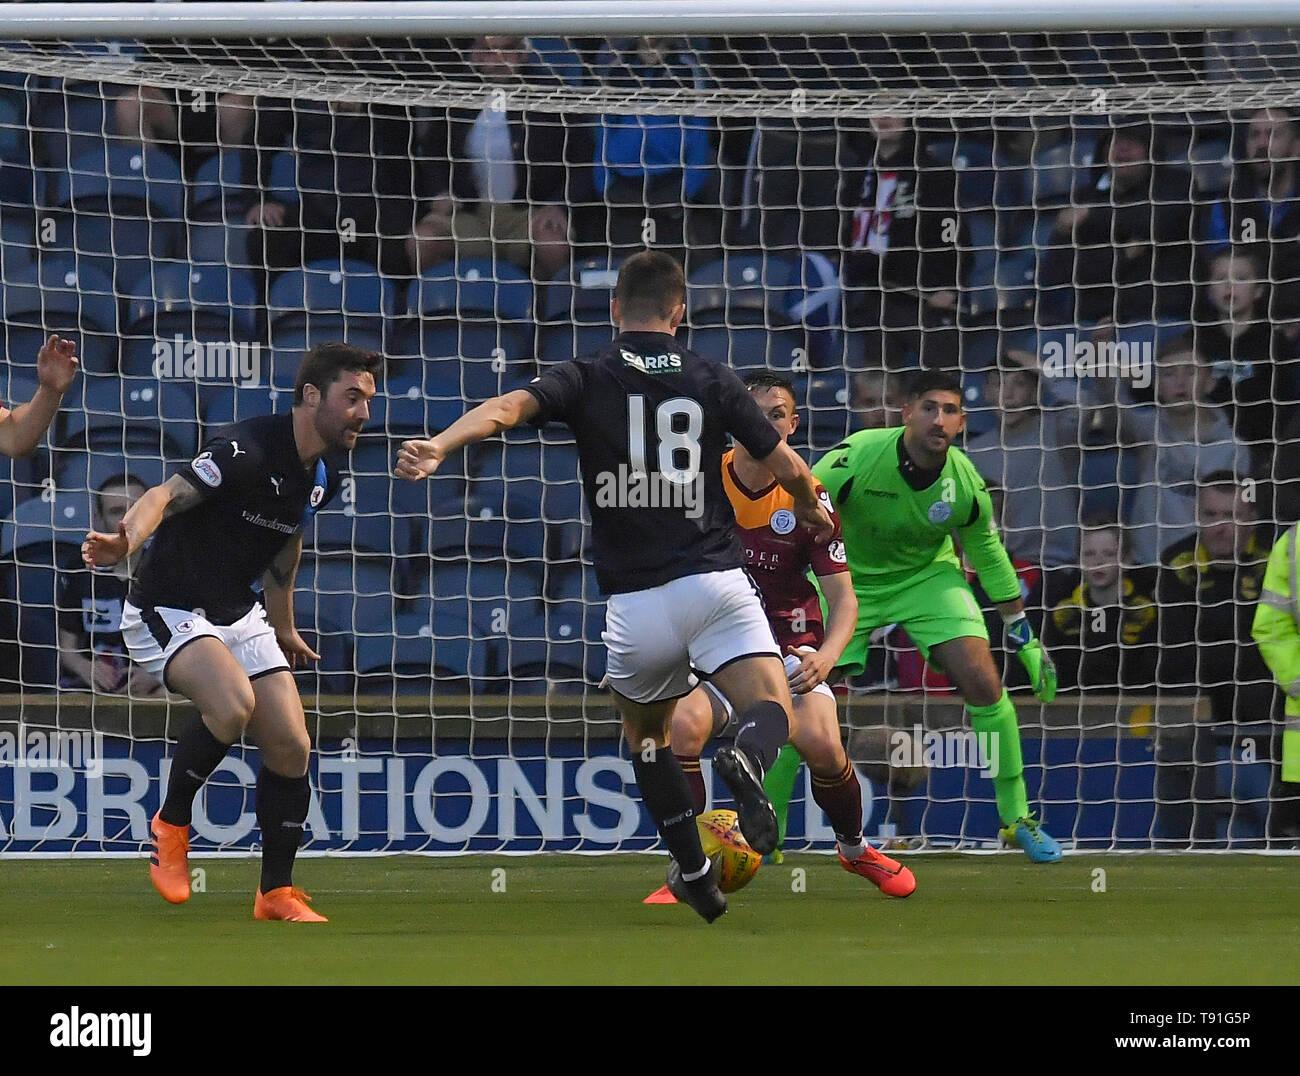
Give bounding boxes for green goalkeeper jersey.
[811,426,1021,603]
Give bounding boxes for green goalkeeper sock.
[1283,729,1300,785]
[968,690,1029,826]
[762,743,802,849]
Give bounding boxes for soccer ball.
[696,808,762,893]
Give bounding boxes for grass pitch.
[1,854,1294,985]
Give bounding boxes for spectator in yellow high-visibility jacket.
[1251,522,1300,844]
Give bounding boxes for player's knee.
[670,700,711,756]
[795,715,845,775]
[963,671,1003,709]
[222,683,257,731]
[266,732,311,777]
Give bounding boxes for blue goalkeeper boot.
[1000,815,1062,862]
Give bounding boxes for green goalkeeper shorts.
[836,561,989,678]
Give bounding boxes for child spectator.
[1042,514,1159,692]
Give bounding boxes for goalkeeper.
[766,370,1062,861]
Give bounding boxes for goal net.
[2,1,1300,856]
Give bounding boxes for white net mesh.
[2,14,1299,854]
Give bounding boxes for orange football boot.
[838,844,917,898]
[149,811,191,904]
[254,886,329,922]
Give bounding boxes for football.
[696,808,763,893]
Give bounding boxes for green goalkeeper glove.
[1004,616,1057,703]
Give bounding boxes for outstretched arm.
[82,474,204,568]
[760,441,833,543]
[0,336,79,458]
[395,389,542,480]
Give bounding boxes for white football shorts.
[602,567,780,704]
[120,600,290,686]
[704,647,836,728]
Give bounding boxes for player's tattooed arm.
[83,474,199,568]
[262,534,319,668]
[262,532,303,601]
[159,475,205,519]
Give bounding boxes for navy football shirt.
[524,331,782,594]
[129,413,343,623]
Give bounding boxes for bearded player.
[776,370,1063,861]
[83,343,380,920]
[662,372,916,898]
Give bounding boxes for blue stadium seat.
[943,136,996,212]
[268,259,393,387]
[50,451,167,507]
[49,145,185,292]
[295,555,395,640]
[528,37,589,86]
[430,557,544,618]
[0,253,118,374]
[795,372,853,453]
[287,556,358,695]
[267,149,301,205]
[58,375,201,458]
[1,488,91,559]
[401,258,535,405]
[186,149,255,271]
[1031,138,1094,206]
[545,595,607,684]
[1,486,90,689]
[189,149,258,219]
[305,470,406,559]
[538,434,584,526]
[352,594,490,696]
[383,356,464,434]
[28,74,130,173]
[687,254,808,371]
[5,562,60,688]
[123,261,260,344]
[492,598,589,695]
[537,259,618,364]
[200,384,289,430]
